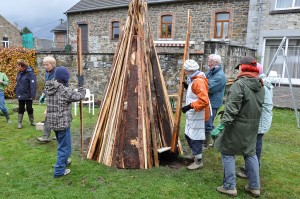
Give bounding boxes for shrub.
[0,47,37,99]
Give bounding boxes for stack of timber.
[87,0,178,169]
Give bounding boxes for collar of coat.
[237,71,264,87]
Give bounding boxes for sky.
[0,0,80,39]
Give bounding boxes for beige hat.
[184,59,199,71]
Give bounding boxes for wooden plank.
[170,10,192,153]
[77,27,84,158]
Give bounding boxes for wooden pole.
[77,27,84,157]
[170,10,191,153]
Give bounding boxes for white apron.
[184,80,205,140]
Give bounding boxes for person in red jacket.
[181,59,210,170]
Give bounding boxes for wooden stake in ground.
[170,10,192,153]
[77,27,84,158]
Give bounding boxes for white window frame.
[275,0,300,10]
[262,37,300,80]
[2,37,9,48]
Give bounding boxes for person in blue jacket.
[204,54,226,148]
[15,59,37,129]
[37,56,57,143]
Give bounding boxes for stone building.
[246,0,300,82]
[36,0,257,101]
[51,21,68,50]
[0,15,22,48]
[65,0,250,54]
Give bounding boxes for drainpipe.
[256,0,263,46]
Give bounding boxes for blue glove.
[211,123,225,139]
[39,93,46,104]
[181,104,192,113]
[77,74,84,87]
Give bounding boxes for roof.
[0,15,21,32]
[65,0,183,14]
[51,21,68,32]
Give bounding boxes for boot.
[187,158,203,170]
[245,185,260,198]
[204,132,212,148]
[216,186,238,197]
[37,122,52,143]
[4,112,11,124]
[28,113,35,126]
[18,114,23,129]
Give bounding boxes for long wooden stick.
[77,27,84,157]
[170,10,191,153]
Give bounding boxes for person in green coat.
[0,71,11,123]
[212,56,264,198]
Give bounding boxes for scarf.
[237,71,264,86]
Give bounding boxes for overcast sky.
[0,0,80,39]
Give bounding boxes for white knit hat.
[184,59,199,71]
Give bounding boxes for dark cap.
[235,56,257,69]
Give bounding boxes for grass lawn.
[0,102,299,199]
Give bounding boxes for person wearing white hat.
[181,59,210,170]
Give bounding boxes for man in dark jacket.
[15,59,37,129]
[204,54,226,148]
[212,56,264,198]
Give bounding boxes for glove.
[39,93,46,104]
[182,82,188,90]
[181,104,192,113]
[211,123,225,139]
[77,74,85,87]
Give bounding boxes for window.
[112,21,120,40]
[275,0,300,9]
[214,13,229,39]
[2,37,9,48]
[263,38,300,79]
[78,24,88,53]
[161,15,172,38]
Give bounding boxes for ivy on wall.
[0,47,37,99]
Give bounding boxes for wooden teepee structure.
[86,0,176,169]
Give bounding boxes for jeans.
[18,100,33,114]
[185,134,203,158]
[54,127,71,177]
[222,154,260,190]
[256,134,264,166]
[0,91,8,114]
[205,108,218,133]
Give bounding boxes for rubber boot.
[4,112,11,124]
[204,132,212,148]
[28,113,35,126]
[18,114,23,129]
[37,121,52,143]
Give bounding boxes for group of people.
[1,54,274,187]
[0,56,86,178]
[181,54,273,198]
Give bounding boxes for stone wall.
[67,0,250,54]
[246,0,300,55]
[36,41,255,101]
[0,15,22,47]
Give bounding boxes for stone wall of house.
[67,0,250,55]
[36,41,255,101]
[246,0,300,53]
[0,16,22,47]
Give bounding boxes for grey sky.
[0,0,80,39]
